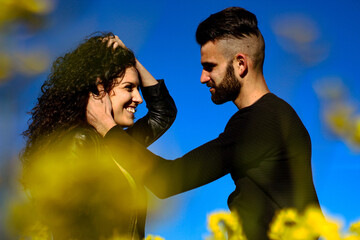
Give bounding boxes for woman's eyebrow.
[120,81,134,85]
[121,81,140,86]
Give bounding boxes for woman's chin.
[116,119,135,128]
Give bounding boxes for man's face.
[200,41,241,104]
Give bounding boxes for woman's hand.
[104,35,127,49]
[105,35,159,87]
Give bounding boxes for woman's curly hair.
[21,32,136,165]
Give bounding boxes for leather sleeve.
[125,79,177,147]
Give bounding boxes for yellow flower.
[206,210,247,240]
[351,117,360,145]
[268,208,299,240]
[0,53,12,81]
[14,50,50,76]
[343,236,360,240]
[18,138,147,239]
[350,221,360,236]
[145,234,165,240]
[19,221,52,240]
[325,105,353,136]
[0,0,55,27]
[21,0,55,14]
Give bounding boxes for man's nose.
[200,70,210,84]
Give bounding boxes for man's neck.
[233,74,270,110]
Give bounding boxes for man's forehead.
[200,41,217,54]
[200,41,226,63]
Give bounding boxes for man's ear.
[235,53,248,78]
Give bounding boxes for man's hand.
[86,90,117,137]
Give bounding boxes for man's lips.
[206,83,214,88]
[207,83,216,93]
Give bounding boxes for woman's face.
[109,67,143,127]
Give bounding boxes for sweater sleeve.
[125,79,177,147]
[104,125,231,199]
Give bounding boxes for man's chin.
[211,95,228,105]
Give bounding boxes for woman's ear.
[235,53,248,78]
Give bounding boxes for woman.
[21,33,176,240]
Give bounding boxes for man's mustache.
[206,81,216,88]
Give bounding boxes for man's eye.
[203,65,215,72]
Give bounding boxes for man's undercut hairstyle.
[196,7,265,70]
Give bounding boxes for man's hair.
[196,7,265,70]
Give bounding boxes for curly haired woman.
[21,33,176,240]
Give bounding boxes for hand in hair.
[105,35,158,87]
[103,35,127,50]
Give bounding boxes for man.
[87,7,320,240]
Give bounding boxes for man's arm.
[103,125,230,198]
[87,91,230,198]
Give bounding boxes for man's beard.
[209,63,241,105]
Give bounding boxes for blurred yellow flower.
[325,105,353,135]
[21,0,55,14]
[15,138,148,239]
[343,221,360,240]
[0,53,13,81]
[103,231,163,240]
[19,221,51,240]
[144,234,165,240]
[325,107,360,149]
[271,13,329,65]
[0,0,54,26]
[269,206,346,240]
[268,208,302,240]
[350,221,360,236]
[343,236,360,240]
[206,210,247,240]
[315,78,360,150]
[14,50,50,76]
[351,117,360,145]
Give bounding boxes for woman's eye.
[125,85,133,91]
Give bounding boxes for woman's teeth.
[126,107,135,113]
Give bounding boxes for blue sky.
[1,0,360,239]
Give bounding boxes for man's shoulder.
[250,93,300,118]
[254,93,291,109]
[225,93,304,131]
[228,93,283,120]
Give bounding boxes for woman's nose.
[133,89,143,104]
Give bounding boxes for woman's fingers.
[103,35,127,49]
[113,35,126,48]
